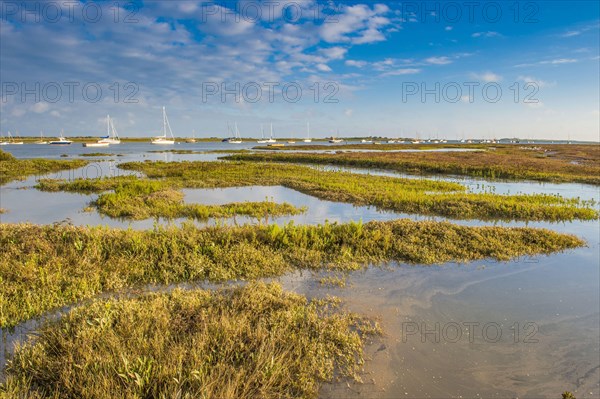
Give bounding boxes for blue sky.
[0,0,598,140]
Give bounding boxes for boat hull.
[98,139,120,145]
[83,142,110,148]
[151,140,175,145]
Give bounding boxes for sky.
[0,0,599,140]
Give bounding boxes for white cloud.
[517,75,555,88]
[344,108,354,117]
[515,58,579,67]
[381,68,421,76]
[345,60,367,68]
[316,63,332,72]
[319,4,392,44]
[472,31,501,38]
[318,46,348,61]
[11,108,26,117]
[352,28,386,44]
[471,72,502,82]
[32,102,50,113]
[560,22,600,38]
[426,56,452,65]
[543,58,577,65]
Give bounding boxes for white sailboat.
[266,123,276,143]
[303,122,312,143]
[257,124,269,144]
[0,132,8,146]
[98,115,120,144]
[227,123,242,144]
[84,115,113,147]
[329,130,343,143]
[7,131,23,145]
[49,129,73,145]
[35,130,48,144]
[151,107,175,145]
[185,129,197,143]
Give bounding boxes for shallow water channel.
[1,145,598,398]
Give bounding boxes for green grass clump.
[0,150,88,185]
[38,160,597,222]
[1,282,378,399]
[93,184,304,220]
[38,177,304,220]
[79,152,113,157]
[0,220,585,328]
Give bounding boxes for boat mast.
[163,107,167,138]
[307,121,310,139]
[110,118,119,139]
[162,106,174,139]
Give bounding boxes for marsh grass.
[93,182,305,220]
[0,220,585,328]
[1,282,379,399]
[38,178,304,220]
[235,144,600,184]
[319,274,348,288]
[0,150,88,185]
[37,160,597,221]
[78,152,113,157]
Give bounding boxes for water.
[1,145,599,398]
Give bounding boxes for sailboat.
[329,130,343,143]
[226,123,242,144]
[7,131,24,145]
[0,132,8,146]
[185,129,197,143]
[84,115,113,147]
[151,107,175,145]
[257,124,269,144]
[98,115,120,144]
[35,130,48,144]
[303,122,312,143]
[49,129,73,145]
[266,123,276,143]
